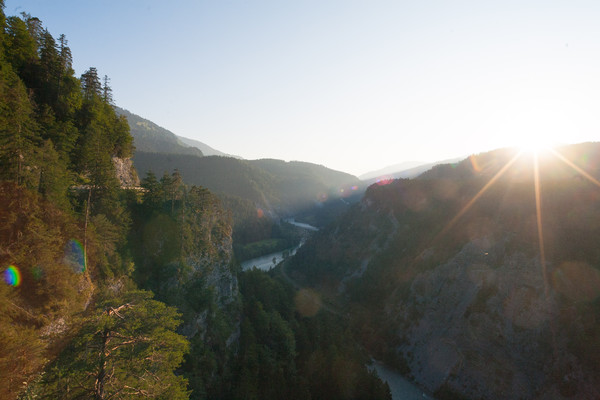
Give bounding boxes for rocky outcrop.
[175,204,240,343]
[181,257,240,339]
[112,156,140,188]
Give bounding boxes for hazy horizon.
[7,0,600,176]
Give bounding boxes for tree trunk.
[95,329,109,400]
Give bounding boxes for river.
[283,218,319,231]
[241,221,433,399]
[241,240,305,271]
[241,219,318,271]
[370,360,436,400]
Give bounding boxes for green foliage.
[0,61,39,186]
[131,172,233,295]
[0,10,140,399]
[133,152,362,224]
[36,289,189,399]
[4,15,37,81]
[220,269,391,400]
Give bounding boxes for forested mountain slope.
[290,143,600,399]
[115,106,204,156]
[0,6,391,399]
[134,151,363,224]
[0,6,191,398]
[114,106,234,157]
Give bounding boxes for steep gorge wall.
[392,238,599,399]
[291,154,600,400]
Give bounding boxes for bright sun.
[516,134,557,154]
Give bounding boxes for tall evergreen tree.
[37,290,190,400]
[0,64,39,186]
[80,67,101,100]
[4,15,37,85]
[0,1,6,54]
[37,29,61,106]
[102,74,113,104]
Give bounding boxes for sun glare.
[517,135,556,154]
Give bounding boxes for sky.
[5,1,600,177]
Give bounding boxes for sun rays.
[426,144,600,359]
[532,151,549,296]
[550,148,600,189]
[435,145,600,258]
[433,151,522,243]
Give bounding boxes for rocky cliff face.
[131,182,240,343]
[177,199,241,344]
[291,144,600,400]
[180,228,240,340]
[392,237,599,399]
[112,156,140,187]
[180,258,239,340]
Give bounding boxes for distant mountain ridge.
[360,157,465,183]
[176,135,237,157]
[115,106,235,158]
[359,161,427,180]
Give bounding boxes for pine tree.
[37,290,190,399]
[0,64,39,187]
[0,1,6,53]
[4,15,37,86]
[102,74,113,104]
[37,29,61,106]
[140,171,163,211]
[80,67,101,100]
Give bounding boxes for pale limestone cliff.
[112,156,140,188]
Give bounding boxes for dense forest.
[0,4,391,399]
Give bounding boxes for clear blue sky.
[6,1,600,176]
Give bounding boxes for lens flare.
[317,192,328,202]
[64,239,86,273]
[294,288,321,317]
[3,265,21,287]
[469,155,482,172]
[376,175,394,186]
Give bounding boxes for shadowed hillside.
[133,152,363,223]
[289,142,600,399]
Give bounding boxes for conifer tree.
[102,74,113,104]
[80,67,101,100]
[4,15,37,85]
[37,29,61,106]
[38,290,190,400]
[0,64,39,186]
[0,1,6,52]
[140,171,163,211]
